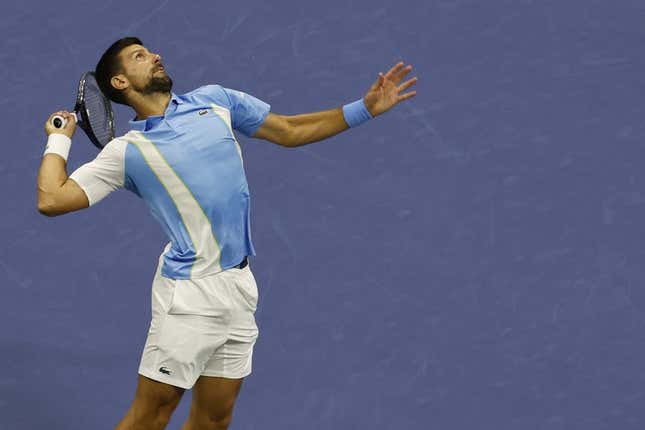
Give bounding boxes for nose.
[153,53,161,64]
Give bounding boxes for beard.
[139,73,173,95]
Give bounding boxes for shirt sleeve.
[68,139,126,207]
[219,86,271,137]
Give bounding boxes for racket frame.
[74,71,115,150]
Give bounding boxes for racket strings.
[80,74,114,148]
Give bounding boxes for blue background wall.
[2,0,645,428]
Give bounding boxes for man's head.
[95,37,173,106]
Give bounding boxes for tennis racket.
[51,71,115,150]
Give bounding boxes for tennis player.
[37,37,417,430]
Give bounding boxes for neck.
[130,92,172,121]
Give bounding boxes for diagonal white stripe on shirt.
[127,130,223,276]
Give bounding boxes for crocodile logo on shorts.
[159,366,172,375]
[198,109,208,116]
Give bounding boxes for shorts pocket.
[167,277,230,317]
[235,270,259,311]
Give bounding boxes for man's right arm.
[38,111,90,216]
[38,110,126,216]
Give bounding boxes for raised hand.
[45,111,77,139]
[363,61,418,117]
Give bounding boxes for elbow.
[282,133,303,149]
[37,203,55,217]
[280,137,296,148]
[37,207,53,217]
[281,117,298,148]
[37,198,57,217]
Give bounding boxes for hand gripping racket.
[51,71,115,150]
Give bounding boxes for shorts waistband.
[234,256,248,269]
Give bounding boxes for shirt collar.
[129,92,183,131]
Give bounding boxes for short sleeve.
[68,139,126,206]
[220,86,271,137]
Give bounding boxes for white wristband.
[44,133,72,162]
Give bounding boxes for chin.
[142,76,173,94]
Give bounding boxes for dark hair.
[95,37,143,106]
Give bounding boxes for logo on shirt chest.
[198,109,208,116]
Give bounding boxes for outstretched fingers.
[394,65,413,83]
[384,62,406,81]
[385,62,414,83]
[398,76,418,92]
[396,75,418,102]
[397,89,417,102]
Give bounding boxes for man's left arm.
[253,61,418,148]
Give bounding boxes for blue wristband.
[342,98,373,128]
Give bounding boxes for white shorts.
[138,249,259,389]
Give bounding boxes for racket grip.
[51,112,77,129]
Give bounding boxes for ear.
[110,74,129,91]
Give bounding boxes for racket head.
[74,71,115,150]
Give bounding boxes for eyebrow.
[130,48,147,57]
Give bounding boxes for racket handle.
[52,112,78,129]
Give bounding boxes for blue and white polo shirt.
[68,85,271,279]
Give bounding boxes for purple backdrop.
[2,0,645,428]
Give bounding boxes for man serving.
[37,37,418,430]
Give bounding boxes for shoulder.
[97,136,128,158]
[181,84,232,107]
[186,83,225,96]
[97,135,137,165]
